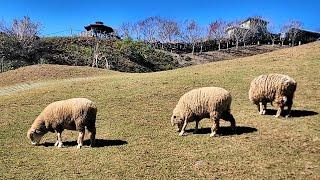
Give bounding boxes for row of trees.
[118,16,304,53]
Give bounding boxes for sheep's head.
[171,108,184,131]
[27,128,44,146]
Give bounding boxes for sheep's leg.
[275,106,284,118]
[55,131,63,148]
[77,131,85,149]
[179,118,188,136]
[259,102,265,115]
[88,126,96,147]
[286,104,292,118]
[256,103,260,112]
[194,120,199,134]
[228,113,236,134]
[262,103,267,115]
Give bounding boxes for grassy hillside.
[0,42,319,179]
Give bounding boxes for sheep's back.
[177,87,231,115]
[41,98,96,125]
[249,74,296,102]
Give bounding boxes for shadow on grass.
[186,126,257,136]
[41,139,127,148]
[264,109,318,117]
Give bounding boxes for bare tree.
[282,20,303,46]
[138,16,161,44]
[5,16,41,49]
[208,20,227,50]
[181,20,201,55]
[118,22,132,39]
[267,22,279,46]
[158,18,180,45]
[226,21,243,50]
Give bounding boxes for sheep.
[249,73,297,118]
[171,87,236,137]
[27,98,97,149]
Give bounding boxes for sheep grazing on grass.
[27,98,97,149]
[249,74,297,118]
[171,87,236,137]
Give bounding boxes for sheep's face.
[171,109,183,125]
[27,129,44,146]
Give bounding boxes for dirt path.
[0,77,96,96]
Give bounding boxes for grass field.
[0,42,319,179]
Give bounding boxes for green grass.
[0,42,319,179]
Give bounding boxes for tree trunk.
[244,42,246,47]
[218,42,221,51]
[236,40,239,50]
[272,40,275,46]
[200,44,203,54]
[292,39,294,47]
[0,57,4,73]
[192,44,195,55]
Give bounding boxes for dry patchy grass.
[0,42,319,179]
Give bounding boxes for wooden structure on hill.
[82,21,117,39]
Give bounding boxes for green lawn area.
[0,42,319,179]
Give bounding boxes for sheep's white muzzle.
[31,141,38,146]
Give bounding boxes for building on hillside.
[226,18,268,37]
[240,17,268,30]
[81,21,118,39]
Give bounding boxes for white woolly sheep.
[27,98,97,149]
[249,73,297,118]
[171,87,236,137]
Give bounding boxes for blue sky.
[1,0,319,36]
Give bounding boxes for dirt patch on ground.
[0,64,111,87]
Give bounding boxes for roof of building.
[242,17,268,24]
[84,21,114,33]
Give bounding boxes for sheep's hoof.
[176,128,181,132]
[179,132,186,136]
[77,145,82,149]
[54,141,59,147]
[57,142,64,148]
[274,115,280,118]
[262,110,266,115]
[210,132,219,137]
[285,115,291,119]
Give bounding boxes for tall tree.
[181,20,201,55]
[158,18,180,44]
[282,20,303,46]
[118,22,132,39]
[208,20,227,50]
[138,16,161,44]
[267,22,279,46]
[226,21,243,50]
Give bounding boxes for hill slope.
[0,42,319,179]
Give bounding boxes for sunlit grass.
[0,42,319,179]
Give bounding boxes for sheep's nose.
[31,142,37,145]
